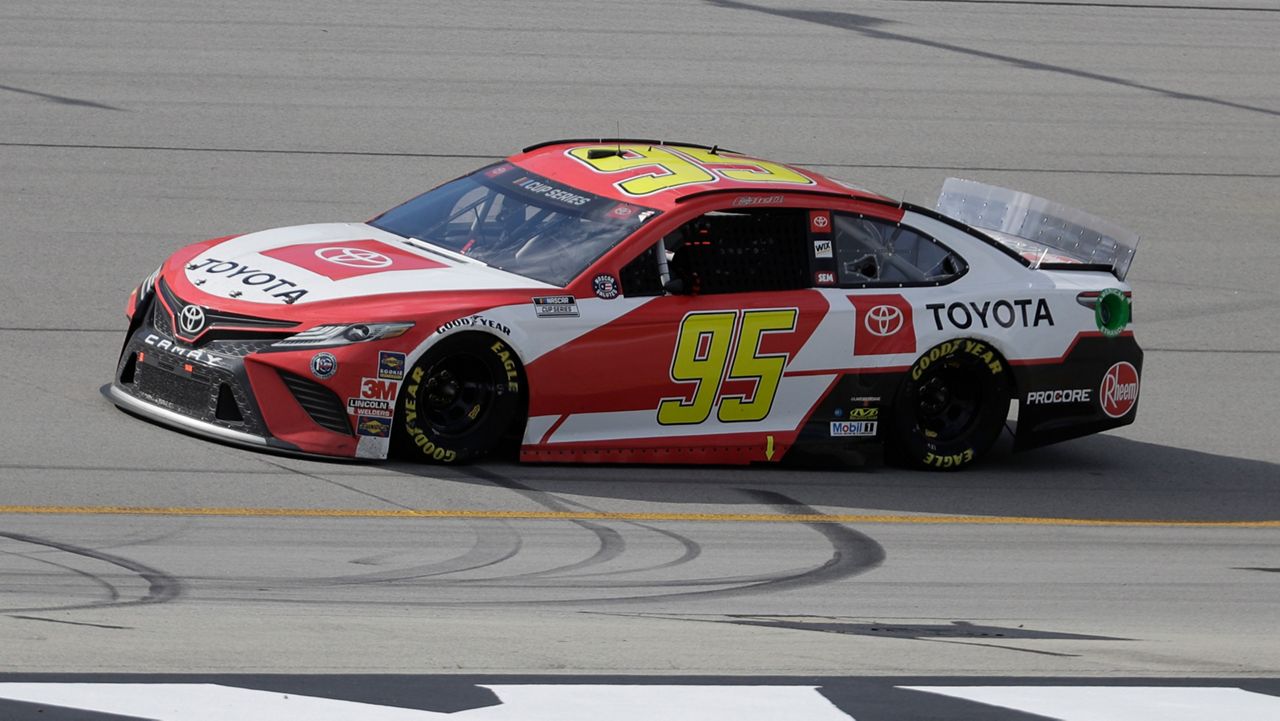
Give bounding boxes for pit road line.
[0,505,1275,527]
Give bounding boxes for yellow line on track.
[0,505,1276,528]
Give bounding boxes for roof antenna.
[616,120,621,156]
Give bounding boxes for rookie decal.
[186,258,309,304]
[377,351,405,381]
[259,239,446,282]
[593,274,620,300]
[1100,361,1139,418]
[310,352,338,380]
[533,295,579,318]
[924,298,1054,330]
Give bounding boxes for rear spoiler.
[935,178,1139,280]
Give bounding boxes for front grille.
[279,371,353,436]
[156,277,298,346]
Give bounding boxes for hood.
[180,223,554,305]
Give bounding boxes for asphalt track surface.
[1,0,1278,702]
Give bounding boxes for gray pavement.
[1,0,1278,680]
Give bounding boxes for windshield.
[370,164,659,286]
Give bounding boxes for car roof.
[506,139,894,211]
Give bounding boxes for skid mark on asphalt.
[2,505,1276,527]
[0,532,180,613]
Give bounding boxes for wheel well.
[415,330,530,448]
[894,337,1017,406]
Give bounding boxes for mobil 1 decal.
[848,294,916,356]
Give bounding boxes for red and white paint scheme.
[109,140,1143,469]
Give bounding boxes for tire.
[395,334,524,463]
[889,339,1011,470]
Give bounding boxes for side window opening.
[662,209,810,295]
[620,243,666,297]
[834,214,966,286]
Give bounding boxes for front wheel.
[395,334,524,463]
[889,339,1011,470]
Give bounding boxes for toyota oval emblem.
[316,246,393,269]
[179,304,207,336]
[864,305,904,337]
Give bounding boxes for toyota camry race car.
[109,139,1142,469]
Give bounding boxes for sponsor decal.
[924,298,1054,331]
[847,407,879,420]
[910,339,1003,381]
[360,377,400,401]
[142,334,226,367]
[512,176,593,206]
[178,304,206,336]
[347,397,393,418]
[186,258,310,304]
[813,239,833,259]
[809,211,832,235]
[1026,388,1092,404]
[593,274,620,300]
[533,295,580,318]
[356,415,391,437]
[377,351,406,381]
[830,420,877,437]
[924,449,975,468]
[259,239,446,282]
[848,295,916,356]
[436,314,512,336]
[1100,361,1139,418]
[1095,287,1131,337]
[484,163,513,177]
[310,352,338,380]
[814,270,836,286]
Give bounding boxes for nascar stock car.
[108,139,1141,470]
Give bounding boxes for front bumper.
[106,295,365,459]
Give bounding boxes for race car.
[108,139,1142,469]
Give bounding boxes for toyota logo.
[316,247,392,269]
[864,305,904,337]
[179,304,207,336]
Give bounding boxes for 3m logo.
[848,295,916,356]
[361,378,399,401]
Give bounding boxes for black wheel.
[395,334,524,463]
[889,339,1011,470]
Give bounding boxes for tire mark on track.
[0,532,181,613]
[462,468,628,578]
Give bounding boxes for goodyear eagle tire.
[395,334,524,463]
[890,339,1011,470]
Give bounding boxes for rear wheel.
[395,334,524,463]
[889,339,1011,470]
